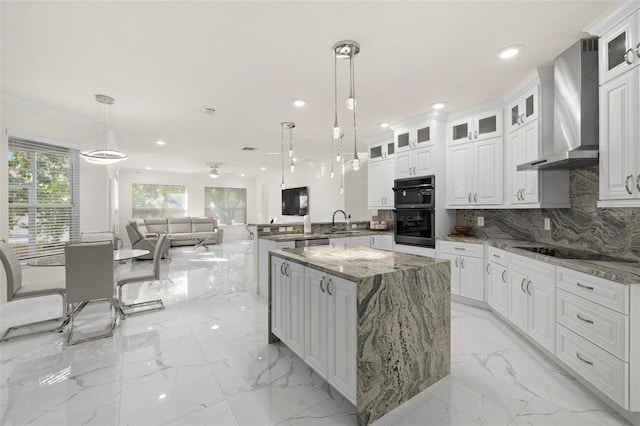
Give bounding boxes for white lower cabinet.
[487,248,508,317]
[260,239,295,296]
[270,256,305,358]
[369,234,393,251]
[330,235,370,248]
[436,241,485,301]
[303,267,357,404]
[507,253,556,353]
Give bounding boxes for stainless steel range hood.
[517,38,599,171]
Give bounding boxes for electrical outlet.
[262,228,271,233]
[352,224,357,228]
[544,218,551,231]
[477,216,484,227]
[286,226,293,231]
[279,227,286,232]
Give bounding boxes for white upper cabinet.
[367,158,395,209]
[598,10,640,85]
[507,84,540,133]
[394,118,439,179]
[598,68,640,206]
[368,139,395,162]
[395,122,433,153]
[448,109,502,143]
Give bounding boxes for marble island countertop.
[439,236,640,285]
[260,229,392,242]
[270,245,445,281]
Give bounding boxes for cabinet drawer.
[556,267,629,314]
[488,247,508,267]
[556,324,628,407]
[437,241,484,258]
[509,253,555,281]
[556,289,628,361]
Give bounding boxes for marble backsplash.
[456,166,640,260]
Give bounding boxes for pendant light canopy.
[331,40,361,171]
[80,94,128,165]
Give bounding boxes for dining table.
[26,249,150,267]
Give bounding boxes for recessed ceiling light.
[379,122,390,128]
[156,140,166,146]
[293,158,298,162]
[266,152,280,155]
[432,102,446,110]
[497,46,522,60]
[291,99,306,108]
[261,167,266,171]
[145,166,152,170]
[240,173,245,177]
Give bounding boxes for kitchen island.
[268,245,451,426]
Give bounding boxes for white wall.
[0,93,110,303]
[345,162,369,221]
[118,169,257,242]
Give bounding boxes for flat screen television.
[282,186,309,216]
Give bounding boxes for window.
[204,187,246,226]
[132,183,187,218]
[8,137,80,260]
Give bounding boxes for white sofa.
[128,217,223,247]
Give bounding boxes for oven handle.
[392,184,434,191]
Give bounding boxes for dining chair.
[0,242,67,342]
[65,241,118,345]
[115,233,168,318]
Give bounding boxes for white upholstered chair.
[0,241,67,342]
[64,241,118,345]
[115,233,168,318]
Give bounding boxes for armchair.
[126,222,156,260]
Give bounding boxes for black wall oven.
[393,175,436,248]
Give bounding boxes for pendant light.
[332,40,361,171]
[339,155,344,194]
[329,138,335,179]
[332,53,342,139]
[280,122,295,189]
[80,94,128,164]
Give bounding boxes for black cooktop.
[514,246,636,263]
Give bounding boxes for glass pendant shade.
[332,126,342,139]
[330,170,335,179]
[352,156,360,171]
[281,181,285,190]
[345,97,356,111]
[290,162,295,172]
[81,94,128,165]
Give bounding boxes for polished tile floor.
[0,241,632,425]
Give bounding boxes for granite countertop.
[438,236,640,285]
[270,245,447,281]
[260,230,392,242]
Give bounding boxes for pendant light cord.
[334,54,339,128]
[350,54,358,160]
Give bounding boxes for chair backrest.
[125,224,142,245]
[152,233,168,280]
[0,241,22,301]
[65,241,114,305]
[191,217,215,232]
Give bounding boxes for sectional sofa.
[128,217,223,247]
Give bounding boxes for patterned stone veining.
[268,246,451,426]
[456,167,640,261]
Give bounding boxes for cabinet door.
[508,129,526,203]
[327,275,357,403]
[527,275,555,353]
[414,146,433,177]
[475,138,503,205]
[286,262,305,357]
[507,268,528,333]
[599,70,639,201]
[305,268,328,377]
[368,161,384,208]
[395,151,412,179]
[386,141,396,158]
[446,143,474,206]
[347,236,370,247]
[416,124,431,145]
[488,262,508,317]
[369,144,384,162]
[521,122,540,203]
[439,253,461,295]
[508,98,521,133]
[459,255,484,301]
[396,131,411,152]
[271,257,287,341]
[380,235,394,251]
[382,159,395,207]
[521,84,539,125]
[450,118,473,143]
[474,110,502,140]
[599,13,638,85]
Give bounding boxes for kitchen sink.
[513,246,636,263]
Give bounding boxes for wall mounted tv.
[282,186,309,216]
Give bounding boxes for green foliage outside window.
[132,183,187,218]
[204,187,246,226]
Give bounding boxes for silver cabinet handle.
[454,257,459,268]
[501,270,507,283]
[576,282,594,291]
[408,167,412,175]
[576,352,594,366]
[520,113,525,124]
[320,276,325,293]
[493,253,501,259]
[636,42,640,59]
[521,278,527,294]
[413,166,416,175]
[468,193,472,203]
[486,263,491,275]
[577,313,594,324]
[468,132,473,140]
[474,193,478,203]
[327,278,333,296]
[280,263,285,275]
[474,130,478,139]
[624,48,635,65]
[371,236,375,245]
[454,247,466,251]
[460,257,465,268]
[636,174,640,193]
[625,174,633,194]
[516,189,521,201]
[526,280,532,295]
[284,263,290,277]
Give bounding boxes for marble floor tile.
[0,241,634,426]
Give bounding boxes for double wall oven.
[393,175,436,248]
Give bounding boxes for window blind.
[8,137,80,260]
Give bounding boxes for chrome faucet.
[332,209,347,228]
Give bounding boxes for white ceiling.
[1,1,613,176]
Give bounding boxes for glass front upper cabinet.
[599,13,638,85]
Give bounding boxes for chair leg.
[65,299,118,346]
[0,292,68,343]
[116,281,165,319]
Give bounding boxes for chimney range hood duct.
[517,38,599,171]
